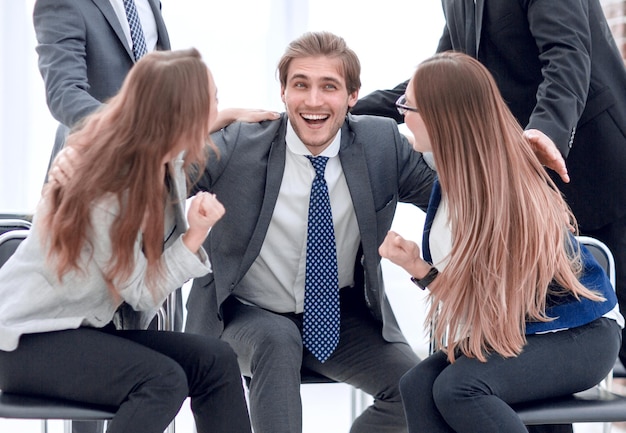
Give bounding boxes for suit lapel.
[441,0,466,51]
[338,122,378,260]
[442,0,483,57]
[168,158,188,245]
[475,0,484,56]
[147,0,171,50]
[422,179,441,264]
[91,0,135,60]
[238,121,288,277]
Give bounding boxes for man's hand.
[523,129,570,183]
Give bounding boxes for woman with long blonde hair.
[380,51,623,433]
[0,49,253,433]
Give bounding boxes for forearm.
[351,80,408,122]
[34,0,102,127]
[526,0,592,156]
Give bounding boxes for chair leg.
[165,421,176,433]
[350,387,358,421]
[40,420,48,433]
[350,387,371,421]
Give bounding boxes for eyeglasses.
[395,94,419,116]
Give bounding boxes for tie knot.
[306,156,329,178]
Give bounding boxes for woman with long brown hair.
[380,51,623,433]
[0,48,253,433]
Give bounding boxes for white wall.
[0,0,444,213]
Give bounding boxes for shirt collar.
[285,119,341,158]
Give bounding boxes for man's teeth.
[302,114,328,120]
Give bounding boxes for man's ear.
[347,90,359,108]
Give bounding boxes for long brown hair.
[42,48,214,291]
[413,52,602,362]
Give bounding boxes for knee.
[188,337,241,377]
[399,364,428,402]
[431,368,480,416]
[431,375,455,413]
[145,359,189,406]
[223,311,303,376]
[251,325,302,367]
[209,338,241,376]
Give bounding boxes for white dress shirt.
[237,121,361,313]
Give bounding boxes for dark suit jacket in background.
[185,114,436,344]
[352,0,626,230]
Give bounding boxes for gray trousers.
[221,287,419,433]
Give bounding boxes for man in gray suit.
[33,2,170,432]
[33,0,171,172]
[185,31,436,433]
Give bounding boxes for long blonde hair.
[42,48,214,292]
[413,52,602,362]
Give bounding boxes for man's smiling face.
[281,56,358,155]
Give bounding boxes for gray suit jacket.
[33,0,171,163]
[185,114,436,344]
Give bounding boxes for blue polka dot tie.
[123,0,148,61]
[303,156,340,363]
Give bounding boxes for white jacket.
[0,159,210,351]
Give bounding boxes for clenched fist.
[183,192,225,253]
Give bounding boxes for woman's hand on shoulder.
[210,108,280,133]
[183,191,225,253]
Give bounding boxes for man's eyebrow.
[320,76,342,86]
[288,73,310,82]
[288,74,343,85]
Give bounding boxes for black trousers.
[400,318,620,433]
[0,326,251,433]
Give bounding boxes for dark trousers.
[399,317,621,433]
[221,287,420,433]
[0,326,251,433]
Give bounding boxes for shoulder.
[345,114,406,147]
[34,0,91,36]
[212,117,284,149]
[34,0,87,18]
[346,113,399,129]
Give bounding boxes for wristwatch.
[410,266,439,290]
